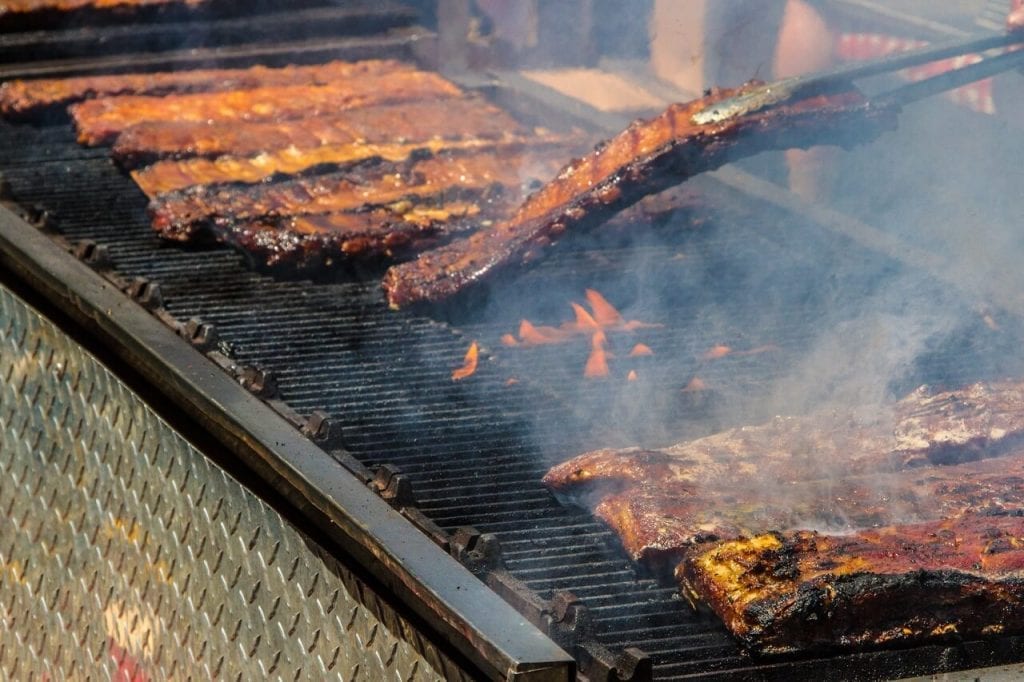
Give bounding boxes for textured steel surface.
[0,284,464,682]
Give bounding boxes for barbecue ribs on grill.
[147,145,576,241]
[131,130,579,197]
[0,60,411,119]
[545,378,1024,652]
[546,381,1024,499]
[111,97,525,168]
[382,86,898,309]
[680,512,1024,654]
[70,70,463,145]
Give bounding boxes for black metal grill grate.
[4,102,1024,679]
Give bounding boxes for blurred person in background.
[651,1,835,201]
[1010,0,1024,30]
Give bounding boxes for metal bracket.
[126,276,164,310]
[301,409,345,449]
[450,527,504,575]
[72,239,112,269]
[372,464,418,508]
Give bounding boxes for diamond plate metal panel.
[0,285,470,682]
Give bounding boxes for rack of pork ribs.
[544,379,1024,655]
[0,59,898,280]
[0,60,601,270]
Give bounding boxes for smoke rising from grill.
[447,4,1024,545]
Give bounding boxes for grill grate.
[4,105,1024,681]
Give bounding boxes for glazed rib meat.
[591,451,1024,565]
[111,97,524,168]
[382,86,897,308]
[148,144,575,241]
[71,70,463,146]
[0,60,410,119]
[680,512,1024,654]
[131,129,577,197]
[212,201,500,271]
[546,381,1024,497]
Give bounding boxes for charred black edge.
[209,212,480,274]
[729,567,1024,657]
[383,97,901,311]
[0,203,576,680]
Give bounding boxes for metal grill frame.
[0,206,576,681]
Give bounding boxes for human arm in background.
[1009,0,1024,31]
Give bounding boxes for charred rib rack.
[546,379,1024,652]
[71,70,464,146]
[147,145,574,241]
[212,202,492,271]
[111,97,526,167]
[0,59,412,119]
[680,513,1024,655]
[382,87,897,309]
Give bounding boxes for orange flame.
[452,341,479,381]
[703,345,732,360]
[504,289,661,348]
[629,343,654,357]
[506,377,519,386]
[519,320,571,345]
[682,376,707,392]
[585,289,624,327]
[569,302,601,330]
[627,370,638,381]
[584,331,610,378]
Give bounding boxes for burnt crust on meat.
[680,513,1024,655]
[382,86,898,309]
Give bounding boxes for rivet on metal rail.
[371,464,417,508]
[449,527,504,575]
[126,277,164,310]
[181,317,219,352]
[238,365,278,399]
[72,240,112,269]
[301,410,344,449]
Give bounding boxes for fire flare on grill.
[452,341,479,381]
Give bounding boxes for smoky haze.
[451,2,1024,538]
